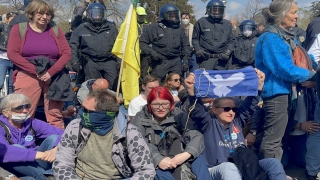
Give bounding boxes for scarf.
[79,109,116,136]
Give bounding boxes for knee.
[45,134,59,143]
[220,162,239,172]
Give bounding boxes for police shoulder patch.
[203,29,210,32]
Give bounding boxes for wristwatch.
[249,131,257,136]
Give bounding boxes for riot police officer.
[139,4,191,82]
[192,0,234,70]
[69,3,119,90]
[228,20,258,69]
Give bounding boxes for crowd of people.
[0,0,320,179]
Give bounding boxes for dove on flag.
[194,66,259,98]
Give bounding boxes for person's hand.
[219,49,232,61]
[35,151,44,160]
[171,152,191,166]
[37,72,51,82]
[185,73,195,95]
[45,78,51,84]
[158,157,174,170]
[116,97,123,104]
[195,50,206,59]
[41,147,57,163]
[254,68,265,91]
[71,63,81,73]
[301,121,320,134]
[301,81,316,88]
[62,105,76,118]
[151,51,165,61]
[245,132,257,146]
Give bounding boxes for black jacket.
[303,16,320,51]
[69,22,118,64]
[29,57,74,101]
[132,105,204,167]
[139,22,191,59]
[192,17,235,54]
[229,35,258,69]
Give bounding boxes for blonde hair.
[25,0,55,21]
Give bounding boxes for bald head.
[92,78,109,90]
[230,19,237,27]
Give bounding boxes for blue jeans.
[2,135,58,180]
[155,155,212,180]
[306,99,320,176]
[188,53,198,73]
[0,58,13,94]
[207,159,285,180]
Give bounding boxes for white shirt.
[128,94,147,116]
[308,34,320,63]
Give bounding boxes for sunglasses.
[219,107,238,112]
[172,78,181,82]
[11,104,31,112]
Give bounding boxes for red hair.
[147,86,175,113]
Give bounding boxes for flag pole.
[116,4,134,97]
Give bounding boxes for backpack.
[18,22,59,39]
[0,120,35,145]
[228,147,269,180]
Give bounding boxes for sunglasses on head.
[219,107,238,112]
[173,78,181,82]
[11,104,31,112]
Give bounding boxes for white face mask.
[11,113,30,123]
[181,19,190,25]
[243,30,252,37]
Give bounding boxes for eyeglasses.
[151,102,171,109]
[81,106,95,113]
[172,78,181,82]
[219,107,238,112]
[36,12,52,18]
[11,104,31,112]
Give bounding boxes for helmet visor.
[164,11,181,23]
[87,8,106,21]
[241,24,256,32]
[207,6,225,16]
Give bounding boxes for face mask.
[181,19,190,25]
[11,113,30,123]
[243,30,252,37]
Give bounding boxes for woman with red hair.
[132,86,211,180]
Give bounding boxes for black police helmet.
[86,3,107,26]
[158,4,181,26]
[206,0,225,21]
[239,20,257,37]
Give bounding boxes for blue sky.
[191,0,315,20]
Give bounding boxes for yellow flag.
[112,4,140,107]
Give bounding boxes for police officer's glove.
[182,63,189,73]
[220,49,232,61]
[151,51,165,61]
[71,63,81,73]
[195,50,206,59]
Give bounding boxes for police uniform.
[192,17,234,70]
[69,21,118,90]
[140,18,191,81]
[303,16,320,51]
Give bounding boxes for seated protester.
[128,75,159,120]
[0,93,63,179]
[77,78,122,104]
[53,89,155,179]
[132,87,212,180]
[184,72,288,180]
[163,73,184,103]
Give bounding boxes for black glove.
[182,63,189,73]
[220,49,232,61]
[71,63,81,73]
[195,50,206,59]
[151,51,165,61]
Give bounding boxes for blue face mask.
[78,108,116,136]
